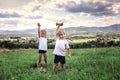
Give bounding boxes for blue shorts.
[54,55,65,64]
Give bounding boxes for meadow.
[0,47,120,80]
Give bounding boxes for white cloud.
[0,0,120,31]
[0,0,33,8]
[84,16,120,27]
[112,3,120,14]
[80,12,91,17]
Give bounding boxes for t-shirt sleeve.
[65,40,70,49]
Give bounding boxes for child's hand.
[37,22,41,27]
[68,54,71,58]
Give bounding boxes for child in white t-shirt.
[52,22,71,73]
[37,22,48,68]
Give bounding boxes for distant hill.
[0,24,120,34]
[64,24,120,34]
[0,29,37,34]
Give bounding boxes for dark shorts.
[54,55,65,64]
[38,50,47,54]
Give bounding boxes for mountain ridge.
[0,24,120,34]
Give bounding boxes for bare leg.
[60,64,64,72]
[37,53,42,68]
[43,53,48,67]
[52,64,58,74]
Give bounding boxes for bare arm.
[56,25,60,36]
[67,48,71,58]
[56,22,63,36]
[37,23,41,38]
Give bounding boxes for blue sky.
[0,0,120,30]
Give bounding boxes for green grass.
[0,47,120,80]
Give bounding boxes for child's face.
[41,30,46,37]
[58,32,65,39]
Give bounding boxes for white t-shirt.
[53,37,70,56]
[39,37,47,51]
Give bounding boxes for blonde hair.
[56,29,65,36]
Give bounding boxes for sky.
[0,0,120,31]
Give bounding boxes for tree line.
[0,38,120,49]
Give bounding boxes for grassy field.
[0,47,120,80]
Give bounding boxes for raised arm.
[56,25,60,36]
[56,22,63,36]
[37,22,41,37]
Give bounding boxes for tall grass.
[0,47,120,80]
